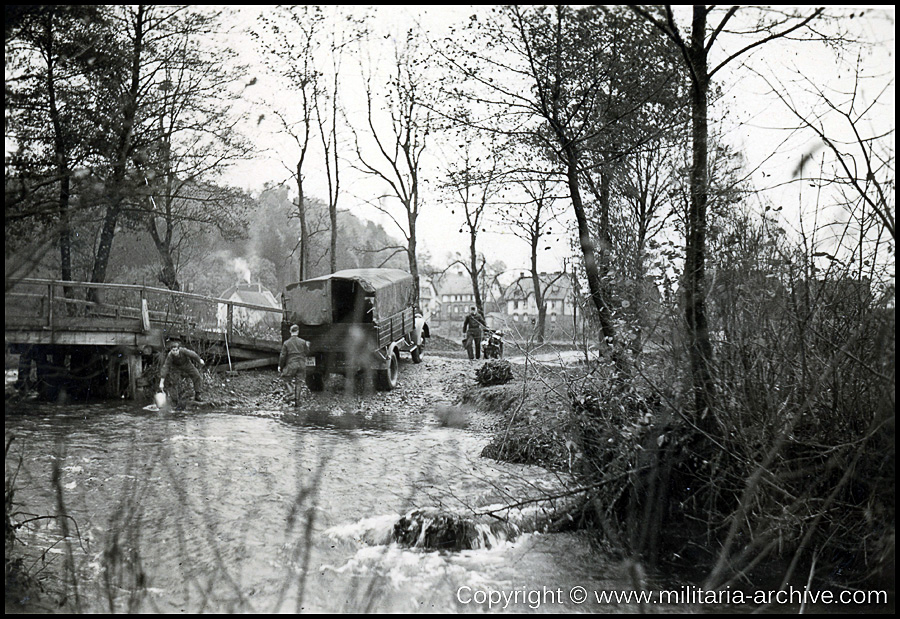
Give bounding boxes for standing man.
[279,324,310,404]
[159,337,205,402]
[462,306,486,360]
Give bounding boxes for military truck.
[281,268,429,391]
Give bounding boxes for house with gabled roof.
[217,281,281,333]
[430,268,501,336]
[418,275,439,321]
[501,272,579,340]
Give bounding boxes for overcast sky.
[203,6,897,274]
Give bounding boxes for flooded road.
[6,357,649,613]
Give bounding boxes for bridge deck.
[5,278,285,399]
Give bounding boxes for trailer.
[281,268,429,391]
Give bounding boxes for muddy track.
[192,353,501,432]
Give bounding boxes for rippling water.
[6,399,646,613]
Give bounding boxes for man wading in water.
[159,337,205,402]
[279,324,310,405]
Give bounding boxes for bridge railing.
[5,278,284,343]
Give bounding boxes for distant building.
[217,281,281,332]
[502,272,579,340]
[430,268,501,336]
[418,275,440,321]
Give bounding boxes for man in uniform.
[159,337,205,402]
[279,324,310,403]
[462,305,486,360]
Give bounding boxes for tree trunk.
[296,160,308,281]
[156,249,180,291]
[58,175,72,282]
[469,235,483,315]
[685,5,715,427]
[148,217,179,291]
[530,239,545,344]
[408,209,421,310]
[44,12,73,299]
[88,5,145,303]
[329,203,337,273]
[565,151,617,350]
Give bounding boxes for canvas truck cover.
[284,268,415,326]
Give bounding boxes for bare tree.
[437,6,684,369]
[315,7,365,274]
[761,57,894,247]
[439,127,505,315]
[256,5,325,281]
[136,9,254,290]
[504,170,568,343]
[631,4,827,426]
[351,28,434,307]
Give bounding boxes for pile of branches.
[476,360,514,386]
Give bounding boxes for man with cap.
[279,324,311,403]
[462,305,487,360]
[159,337,205,402]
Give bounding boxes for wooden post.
[141,298,151,332]
[127,353,142,400]
[227,303,234,341]
[48,283,54,329]
[107,354,120,398]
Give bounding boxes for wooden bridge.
[5,278,285,401]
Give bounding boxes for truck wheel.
[305,372,325,392]
[411,342,423,364]
[375,352,399,391]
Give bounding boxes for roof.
[228,290,279,308]
[219,282,280,308]
[433,271,477,296]
[290,268,413,294]
[284,268,415,325]
[503,273,573,301]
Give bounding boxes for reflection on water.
[6,400,637,613]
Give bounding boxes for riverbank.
[4,347,561,613]
[5,349,587,613]
[8,345,892,613]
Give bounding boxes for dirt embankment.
[172,350,508,436]
[152,335,573,469]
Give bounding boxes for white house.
[217,281,281,332]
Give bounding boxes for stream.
[6,374,654,613]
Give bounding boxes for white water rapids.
[6,399,659,613]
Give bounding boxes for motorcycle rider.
[484,329,504,358]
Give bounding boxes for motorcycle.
[482,329,504,359]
